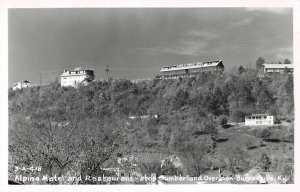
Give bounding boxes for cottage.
[12,80,30,90]
[60,67,95,87]
[262,63,293,74]
[160,60,224,79]
[245,114,274,126]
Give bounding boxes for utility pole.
[105,64,110,81]
[40,71,42,85]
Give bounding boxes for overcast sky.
[8,8,293,85]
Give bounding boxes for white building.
[245,114,274,126]
[160,60,224,79]
[60,67,95,87]
[12,80,30,90]
[262,63,293,74]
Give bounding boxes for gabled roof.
[262,63,293,69]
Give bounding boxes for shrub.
[219,116,230,129]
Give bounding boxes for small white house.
[245,114,274,126]
[60,67,95,87]
[12,80,30,90]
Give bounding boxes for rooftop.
[61,67,94,77]
[246,114,272,118]
[262,63,293,69]
[161,60,223,72]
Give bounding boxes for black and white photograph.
[2,1,299,190]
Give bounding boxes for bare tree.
[181,142,208,177]
[9,113,127,184]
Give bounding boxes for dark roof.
[247,114,271,117]
[69,69,93,72]
[161,60,222,70]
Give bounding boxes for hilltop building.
[160,60,224,79]
[245,114,274,126]
[60,67,95,87]
[262,63,293,74]
[12,80,30,90]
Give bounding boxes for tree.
[284,59,291,64]
[260,153,271,172]
[219,116,229,129]
[161,158,182,176]
[207,87,223,116]
[238,66,245,74]
[181,141,210,176]
[257,128,271,139]
[256,57,265,70]
[85,70,95,82]
[172,88,189,110]
[223,146,250,174]
[9,113,126,184]
[9,115,83,184]
[138,160,161,176]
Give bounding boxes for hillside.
[8,69,294,184]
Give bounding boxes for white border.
[1,0,299,192]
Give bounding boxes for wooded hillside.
[8,68,294,184]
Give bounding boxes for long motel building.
[60,67,95,87]
[262,63,293,74]
[160,60,224,79]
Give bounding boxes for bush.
[274,118,281,124]
[257,128,271,139]
[219,116,230,129]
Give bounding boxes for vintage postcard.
[1,0,299,192]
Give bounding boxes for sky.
[8,8,293,85]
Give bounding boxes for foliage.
[283,59,291,64]
[260,153,271,172]
[161,159,183,176]
[219,116,229,129]
[8,68,294,183]
[256,57,265,70]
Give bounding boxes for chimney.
[63,69,68,73]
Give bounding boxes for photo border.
[1,0,299,191]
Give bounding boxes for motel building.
[60,67,95,87]
[160,60,224,79]
[245,114,274,126]
[262,63,293,74]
